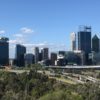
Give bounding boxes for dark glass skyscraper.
[78,26,91,53]
[92,34,99,53]
[78,26,92,65]
[41,48,49,60]
[0,37,9,66]
[50,53,57,65]
[15,44,26,67]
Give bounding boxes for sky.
[0,0,100,58]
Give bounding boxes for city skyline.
[0,0,100,58]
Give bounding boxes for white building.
[70,32,76,51]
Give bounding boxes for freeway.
[46,65,100,69]
[62,72,100,83]
[0,69,30,74]
[0,68,100,84]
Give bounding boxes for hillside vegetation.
[0,68,100,100]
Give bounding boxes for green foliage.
[76,82,100,100]
[0,70,100,100]
[31,64,43,70]
[0,69,55,100]
[39,90,83,100]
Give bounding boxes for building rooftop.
[79,25,91,32]
[92,34,99,40]
[0,37,9,42]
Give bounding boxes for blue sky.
[0,0,100,58]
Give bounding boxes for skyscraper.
[78,26,91,53]
[70,32,76,51]
[34,47,39,63]
[78,26,92,65]
[24,53,35,65]
[39,53,42,61]
[41,48,49,60]
[50,53,57,65]
[0,37,9,66]
[92,34,100,53]
[15,44,26,67]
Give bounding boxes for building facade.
[15,44,26,67]
[50,53,57,65]
[78,26,91,53]
[70,32,76,51]
[58,51,66,56]
[92,34,99,53]
[41,48,49,60]
[78,26,92,65]
[24,53,35,65]
[34,47,39,63]
[0,37,9,66]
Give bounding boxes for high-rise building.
[50,53,57,65]
[70,32,76,51]
[34,47,39,63]
[15,44,26,67]
[39,53,42,61]
[78,26,92,65]
[92,34,100,53]
[78,26,91,53]
[41,48,49,60]
[24,53,35,65]
[0,37,9,66]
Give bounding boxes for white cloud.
[14,34,23,37]
[9,27,35,58]
[13,27,34,43]
[9,40,17,44]
[9,40,67,58]
[23,42,48,47]
[12,27,34,45]
[9,26,67,57]
[23,42,67,52]
[9,39,24,44]
[20,27,34,34]
[0,30,5,34]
